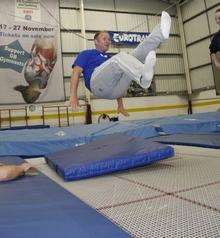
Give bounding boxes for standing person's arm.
[70,66,83,111]
[211,52,220,70]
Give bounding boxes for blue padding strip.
[45,134,174,181]
[153,133,220,149]
[0,156,130,238]
[0,125,50,131]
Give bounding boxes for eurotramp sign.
[108,31,150,45]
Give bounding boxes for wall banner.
[0,0,64,104]
[108,31,150,45]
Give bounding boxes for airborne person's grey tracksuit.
[90,25,165,99]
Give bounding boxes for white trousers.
[90,25,164,99]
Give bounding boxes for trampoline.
[0,112,220,237]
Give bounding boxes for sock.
[139,51,156,89]
[161,11,171,40]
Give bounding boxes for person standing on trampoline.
[210,9,220,70]
[70,11,171,116]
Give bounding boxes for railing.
[0,106,73,128]
[42,105,71,127]
[0,103,92,129]
[0,107,28,128]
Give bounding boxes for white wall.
[181,0,220,100]
[91,95,188,122]
[180,0,220,113]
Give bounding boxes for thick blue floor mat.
[0,112,219,157]
[153,133,220,149]
[45,134,174,181]
[0,156,130,238]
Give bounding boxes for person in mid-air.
[70,11,171,116]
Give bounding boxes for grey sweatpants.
[90,25,164,99]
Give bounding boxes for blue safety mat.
[0,156,130,238]
[152,112,220,135]
[0,124,158,157]
[153,133,220,149]
[0,112,219,157]
[45,134,174,181]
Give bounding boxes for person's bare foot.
[117,107,130,116]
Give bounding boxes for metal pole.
[58,106,61,127]
[79,0,91,104]
[66,106,70,126]
[25,107,28,126]
[9,109,12,128]
[176,3,193,114]
[42,106,45,125]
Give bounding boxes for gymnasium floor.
[27,145,220,238]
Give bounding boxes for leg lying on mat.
[0,163,37,182]
[70,11,171,116]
